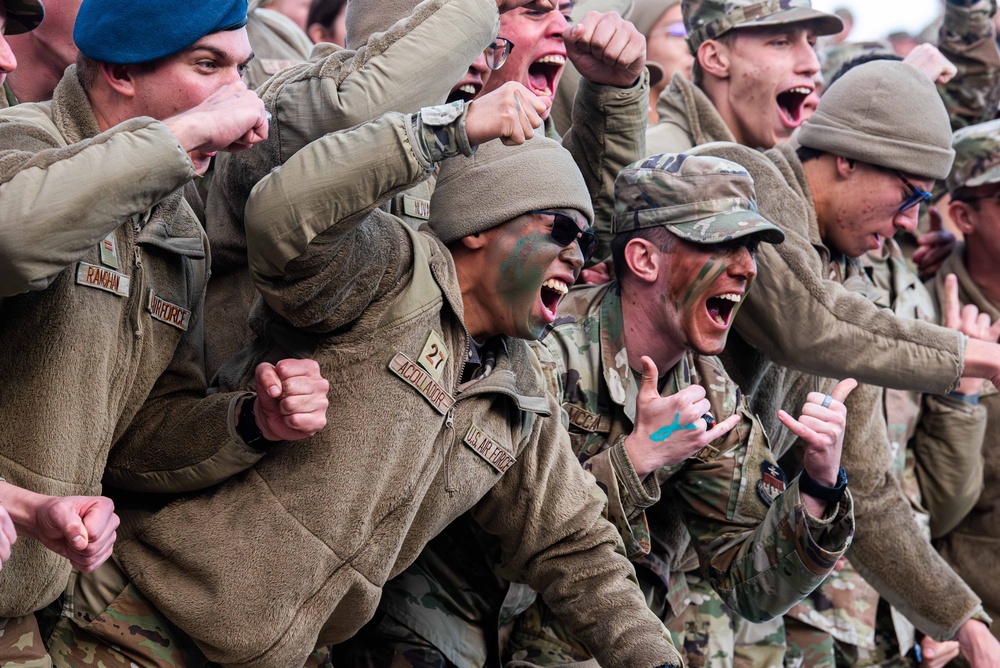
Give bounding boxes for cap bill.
[670,210,785,245]
[733,7,843,37]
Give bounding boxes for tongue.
[528,67,548,92]
[707,301,725,325]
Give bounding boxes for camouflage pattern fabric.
[0,615,52,668]
[733,613,786,668]
[610,153,785,245]
[330,612,461,668]
[2,0,45,35]
[665,575,737,668]
[936,0,1000,131]
[681,0,842,53]
[948,118,1000,193]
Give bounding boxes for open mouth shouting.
[705,292,742,329]
[448,76,485,104]
[527,53,566,97]
[776,85,814,129]
[539,276,570,322]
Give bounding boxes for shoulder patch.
[417,330,448,380]
[564,403,608,433]
[463,422,516,474]
[402,195,431,221]
[147,290,191,331]
[389,352,454,415]
[756,460,786,507]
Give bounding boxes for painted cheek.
[682,258,726,308]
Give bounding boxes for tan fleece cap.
[429,135,595,244]
[345,0,417,50]
[798,61,955,180]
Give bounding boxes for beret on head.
[74,0,249,64]
[797,60,955,180]
[345,0,418,50]
[428,135,594,244]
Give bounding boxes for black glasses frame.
[894,170,932,214]
[530,209,597,262]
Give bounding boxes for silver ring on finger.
[821,394,833,409]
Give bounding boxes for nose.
[794,34,820,77]
[560,240,585,273]
[548,9,570,36]
[471,51,489,77]
[894,207,919,234]
[728,246,757,281]
[0,34,17,79]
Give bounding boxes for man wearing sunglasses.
[113,96,686,668]
[502,153,856,666]
[690,60,1000,667]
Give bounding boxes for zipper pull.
[445,410,454,430]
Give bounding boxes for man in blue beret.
[0,0,332,665]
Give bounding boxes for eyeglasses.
[894,170,932,214]
[664,22,687,38]
[485,37,514,71]
[530,210,598,262]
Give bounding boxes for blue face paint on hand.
[651,413,697,442]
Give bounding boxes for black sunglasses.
[894,170,932,213]
[530,210,597,262]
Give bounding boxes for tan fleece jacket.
[0,70,265,616]
[686,141,982,640]
[929,247,1000,638]
[645,72,736,156]
[116,111,681,668]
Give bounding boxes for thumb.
[637,356,660,402]
[928,205,943,233]
[943,273,961,328]
[830,378,858,403]
[255,362,282,399]
[563,23,584,44]
[53,505,89,550]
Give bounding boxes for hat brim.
[4,0,45,34]
[733,7,843,38]
[646,61,665,87]
[670,210,785,245]
[956,167,1000,191]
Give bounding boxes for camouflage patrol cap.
[683,0,842,54]
[612,153,785,245]
[2,0,45,35]
[948,120,1000,194]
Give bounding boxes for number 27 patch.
[418,330,449,380]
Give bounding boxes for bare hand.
[24,495,119,573]
[564,11,646,88]
[920,636,962,668]
[956,619,1000,667]
[912,207,956,279]
[254,359,330,442]
[624,356,742,479]
[465,82,549,146]
[497,0,556,11]
[945,273,1000,394]
[903,43,957,85]
[580,259,612,285]
[0,507,14,569]
[778,378,856,494]
[163,81,268,158]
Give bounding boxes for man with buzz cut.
[690,59,1000,666]
[497,153,857,667]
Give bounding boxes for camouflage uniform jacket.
[688,140,987,640]
[784,241,987,650]
[929,246,1000,637]
[115,110,681,668]
[937,0,1000,130]
[534,282,855,624]
[0,68,267,617]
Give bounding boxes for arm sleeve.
[560,71,650,262]
[693,143,966,395]
[244,111,468,331]
[673,412,854,622]
[0,117,195,296]
[912,392,987,539]
[838,382,984,641]
[471,399,683,668]
[938,0,1000,130]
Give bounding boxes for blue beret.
[74,0,249,64]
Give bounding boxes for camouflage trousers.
[0,614,53,668]
[329,612,461,668]
[664,574,738,668]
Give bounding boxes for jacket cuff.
[576,67,650,113]
[792,478,855,556]
[406,101,474,169]
[609,434,661,516]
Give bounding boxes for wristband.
[799,466,848,503]
[947,390,980,406]
[236,396,279,453]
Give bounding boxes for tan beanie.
[345,0,418,50]
[428,135,595,244]
[797,61,955,180]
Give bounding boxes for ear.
[698,40,730,80]
[307,23,329,44]
[623,238,661,284]
[833,155,856,180]
[456,231,489,251]
[948,199,977,237]
[100,62,138,99]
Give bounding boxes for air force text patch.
[76,262,129,297]
[147,290,191,331]
[389,352,454,415]
[464,423,516,474]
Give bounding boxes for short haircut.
[828,52,902,88]
[796,145,826,163]
[692,32,736,87]
[76,53,157,91]
[307,0,347,29]
[610,225,677,282]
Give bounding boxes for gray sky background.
[813,0,944,41]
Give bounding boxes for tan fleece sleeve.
[0,118,195,296]
[471,397,682,668]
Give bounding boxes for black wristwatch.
[236,396,279,453]
[799,466,848,503]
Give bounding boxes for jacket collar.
[656,73,737,149]
[51,66,102,146]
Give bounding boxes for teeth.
[536,54,566,65]
[785,86,812,95]
[542,278,569,295]
[458,84,476,95]
[715,293,741,303]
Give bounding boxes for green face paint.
[493,223,566,339]
[682,258,727,308]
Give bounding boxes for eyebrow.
[188,43,255,67]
